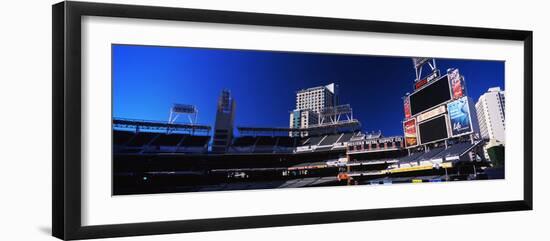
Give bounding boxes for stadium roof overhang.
[113,118,211,133]
[237,119,361,136]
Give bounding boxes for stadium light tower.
[168,104,198,125]
[412,57,437,82]
[318,104,354,125]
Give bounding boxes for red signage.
[404,97,412,119]
[415,71,439,89]
[415,78,428,89]
[404,119,418,147]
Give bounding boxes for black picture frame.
[52,1,533,240]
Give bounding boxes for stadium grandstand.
[113,58,498,195]
[230,120,361,154]
[341,138,488,185]
[113,118,211,154]
[113,117,364,194]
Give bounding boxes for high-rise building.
[289,83,338,132]
[475,87,505,143]
[212,90,236,153]
[295,83,338,112]
[289,110,319,129]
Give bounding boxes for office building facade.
[289,83,338,131]
[475,87,506,143]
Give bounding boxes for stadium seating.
[256,136,277,146]
[277,137,297,147]
[232,136,256,147]
[113,127,211,153]
[314,146,334,152]
[113,130,135,145]
[300,135,324,146]
[126,132,158,147]
[180,135,210,147]
[318,134,342,146]
[151,133,187,146]
[398,151,425,163]
[299,137,310,146]
[398,141,477,164]
[441,142,473,157]
[229,135,307,153]
[115,129,379,154]
[418,147,445,161]
[253,147,274,153]
[337,132,355,143]
[229,132,358,153]
[292,132,360,152]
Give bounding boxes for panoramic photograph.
[112,44,505,195]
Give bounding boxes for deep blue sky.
[112,45,504,136]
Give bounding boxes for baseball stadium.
[113,47,504,195]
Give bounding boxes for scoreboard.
[402,66,478,148]
[418,115,449,144]
[409,75,451,116]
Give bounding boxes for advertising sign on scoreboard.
[449,68,465,99]
[404,119,418,147]
[415,78,428,90]
[404,96,412,119]
[415,70,440,90]
[416,105,446,123]
[447,96,473,136]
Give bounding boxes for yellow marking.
[440,162,453,168]
[388,165,433,173]
[412,179,423,183]
[388,162,453,174]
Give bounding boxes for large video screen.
[418,115,448,144]
[409,75,451,116]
